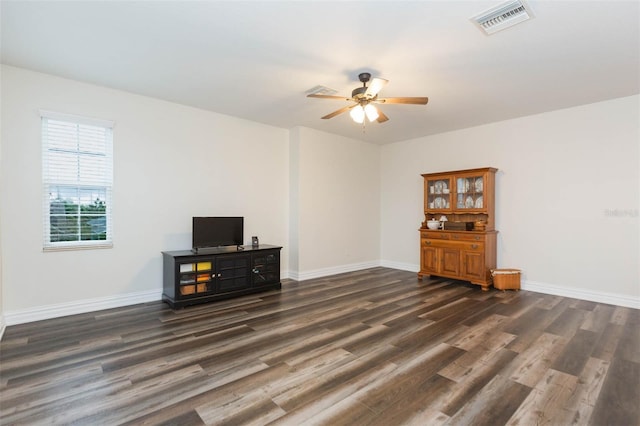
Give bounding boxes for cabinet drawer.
[420,231,451,240]
[449,233,484,242]
[422,239,484,252]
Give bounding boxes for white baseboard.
[4,289,162,326]
[3,268,637,328]
[375,260,640,309]
[522,280,640,309]
[0,314,6,341]
[288,260,381,282]
[289,261,639,309]
[380,260,419,273]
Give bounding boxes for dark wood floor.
[1,267,638,425]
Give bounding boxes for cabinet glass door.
[178,260,213,296]
[217,255,250,292]
[455,174,484,210]
[252,251,280,286]
[426,178,452,210]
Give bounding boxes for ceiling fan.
[307,72,429,124]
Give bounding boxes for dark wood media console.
[162,244,282,309]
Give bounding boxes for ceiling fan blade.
[321,105,354,119]
[376,109,389,123]
[365,78,388,97]
[377,97,429,105]
[307,94,351,101]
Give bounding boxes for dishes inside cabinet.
[475,196,483,208]
[464,179,471,193]
[465,196,474,208]
[434,181,444,194]
[457,178,464,193]
[434,196,446,209]
[475,177,483,193]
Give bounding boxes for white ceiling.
[1,1,638,145]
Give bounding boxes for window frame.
[41,110,114,251]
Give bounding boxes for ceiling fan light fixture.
[350,105,365,123]
[364,104,379,122]
[308,71,428,124]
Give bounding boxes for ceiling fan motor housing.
[352,86,367,100]
[358,72,372,83]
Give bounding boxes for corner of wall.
[0,60,4,340]
[0,316,5,341]
[288,127,300,274]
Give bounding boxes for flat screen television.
[192,217,244,250]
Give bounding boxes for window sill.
[43,242,113,252]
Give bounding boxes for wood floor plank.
[438,348,519,416]
[369,374,454,425]
[195,387,286,426]
[591,321,625,362]
[447,374,532,426]
[551,356,610,425]
[551,328,599,376]
[271,344,402,413]
[588,354,640,425]
[506,368,578,425]
[616,318,640,363]
[354,343,465,415]
[580,303,615,333]
[504,331,568,388]
[0,267,637,425]
[269,360,399,425]
[502,300,570,353]
[545,306,587,338]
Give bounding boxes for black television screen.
[192,217,243,250]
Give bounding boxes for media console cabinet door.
[252,249,280,286]
[216,254,251,292]
[176,259,215,297]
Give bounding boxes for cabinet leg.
[481,285,490,291]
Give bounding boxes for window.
[41,111,114,250]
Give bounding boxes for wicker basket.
[491,268,521,290]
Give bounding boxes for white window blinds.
[41,111,114,250]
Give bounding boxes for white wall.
[2,64,637,324]
[292,126,381,279]
[1,65,290,318]
[381,95,640,305]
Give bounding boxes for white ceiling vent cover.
[471,0,534,35]
[306,85,338,96]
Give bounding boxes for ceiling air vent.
[306,85,338,96]
[470,0,534,35]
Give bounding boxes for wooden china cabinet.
[418,167,498,291]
